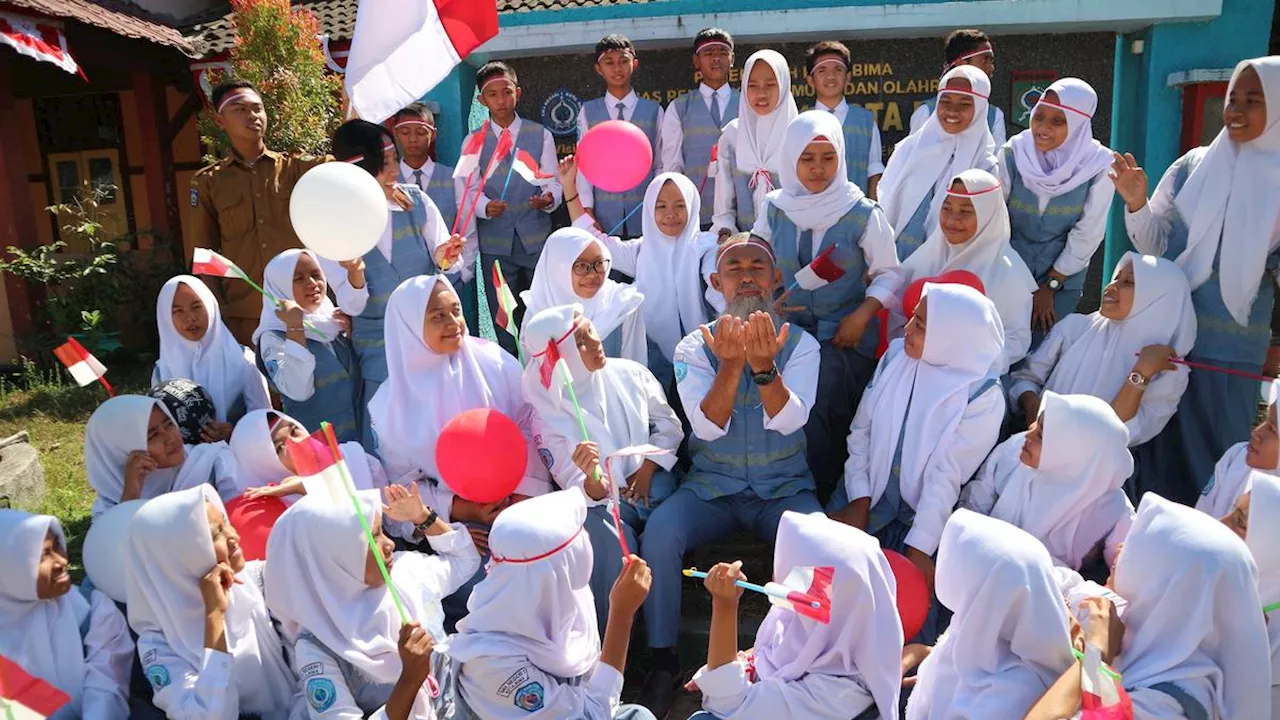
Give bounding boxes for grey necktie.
[616,102,627,122]
[709,91,723,127]
[412,169,424,191]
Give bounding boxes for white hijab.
[1043,252,1196,399]
[903,168,1037,342]
[450,489,599,679]
[253,249,344,345]
[367,274,524,481]
[1244,474,1280,688]
[229,409,382,498]
[1197,413,1280,518]
[520,227,644,346]
[154,276,248,422]
[85,395,229,508]
[764,110,865,233]
[908,510,1073,720]
[0,511,91,712]
[126,485,296,718]
[879,66,997,236]
[990,392,1134,569]
[1009,78,1114,197]
[636,173,715,359]
[752,511,902,718]
[860,284,1004,507]
[1114,493,1271,719]
[1172,56,1280,326]
[734,49,798,211]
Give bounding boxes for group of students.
[4,20,1280,720]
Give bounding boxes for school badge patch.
[145,664,170,691]
[189,187,199,207]
[673,361,688,383]
[538,447,554,470]
[307,677,337,712]
[512,681,545,712]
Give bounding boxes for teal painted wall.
[424,64,474,167]
[498,0,957,27]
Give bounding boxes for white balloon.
[82,499,146,603]
[289,162,388,262]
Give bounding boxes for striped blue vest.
[894,187,935,261]
[769,200,878,353]
[261,333,361,443]
[1003,146,1093,292]
[402,162,460,234]
[924,96,1000,135]
[672,88,739,226]
[475,120,553,256]
[839,103,876,191]
[351,185,439,384]
[583,96,662,237]
[724,137,778,233]
[684,325,812,500]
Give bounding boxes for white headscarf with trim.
[733,50,798,212]
[520,227,644,347]
[253,249,344,345]
[637,173,714,359]
[1009,77,1114,197]
[155,276,249,422]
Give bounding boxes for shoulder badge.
[538,447,554,470]
[306,677,337,713]
[512,681,545,712]
[145,664,171,691]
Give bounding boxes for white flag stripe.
[346,0,462,124]
[65,359,103,387]
[793,265,829,291]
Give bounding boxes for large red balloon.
[884,549,931,641]
[435,408,528,503]
[575,120,653,193]
[224,495,287,562]
[903,270,986,320]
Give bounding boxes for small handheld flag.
[1079,643,1133,719]
[453,122,488,180]
[787,246,845,292]
[683,565,834,624]
[491,260,525,365]
[193,248,320,334]
[455,128,514,236]
[0,654,71,719]
[52,337,113,395]
[602,445,672,560]
[698,143,719,194]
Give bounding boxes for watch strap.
[415,508,439,536]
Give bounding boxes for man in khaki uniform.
[188,80,327,344]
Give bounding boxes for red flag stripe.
[0,655,71,716]
[285,429,339,477]
[434,0,498,60]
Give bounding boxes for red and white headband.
[342,141,397,164]
[810,57,848,73]
[695,40,733,55]
[947,181,1002,198]
[944,43,994,71]
[490,526,585,564]
[715,234,776,266]
[1035,98,1092,119]
[394,118,437,131]
[216,88,262,113]
[596,48,636,63]
[938,86,990,101]
[480,75,515,94]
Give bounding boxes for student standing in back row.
[577,34,664,240]
[804,41,885,198]
[908,29,1007,146]
[660,28,738,230]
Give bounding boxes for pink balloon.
[575,120,653,193]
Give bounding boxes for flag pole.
[97,376,116,397]
[682,568,822,609]
[556,361,628,556]
[498,155,517,202]
[606,202,644,237]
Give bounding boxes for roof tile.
[5,0,195,54]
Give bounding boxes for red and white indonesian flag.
[53,338,106,388]
[767,565,834,624]
[345,0,499,124]
[286,428,356,505]
[791,245,846,291]
[192,248,242,279]
[1080,643,1133,719]
[0,655,71,719]
[0,12,85,80]
[511,149,555,186]
[454,124,489,179]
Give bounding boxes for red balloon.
[435,409,528,503]
[224,495,287,561]
[884,549,931,640]
[903,270,986,320]
[575,120,653,193]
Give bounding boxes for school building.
[0,0,1277,363]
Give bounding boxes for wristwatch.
[1127,371,1150,390]
[1045,276,1064,291]
[414,508,440,537]
[752,364,779,386]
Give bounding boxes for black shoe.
[641,667,679,719]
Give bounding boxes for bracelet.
[415,508,439,537]
[564,193,579,204]
[287,326,304,333]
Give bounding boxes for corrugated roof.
[4,0,196,54]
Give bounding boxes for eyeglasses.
[571,259,611,276]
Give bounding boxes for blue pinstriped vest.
[1003,146,1094,292]
[684,326,812,500]
[769,200,879,353]
[351,185,439,384]
[475,120,553,256]
[839,104,876,191]
[894,186,935,261]
[402,162,460,235]
[923,96,1000,135]
[673,89,739,226]
[724,137,778,233]
[261,333,361,443]
[583,97,662,237]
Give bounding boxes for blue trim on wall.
[499,0,954,27]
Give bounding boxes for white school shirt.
[710,121,746,235]
[673,325,821,442]
[842,347,1006,555]
[751,196,904,311]
[692,660,875,720]
[149,348,271,419]
[458,655,623,720]
[575,89,664,210]
[471,115,563,220]
[532,358,682,505]
[660,83,733,173]
[814,98,886,178]
[47,588,133,720]
[1007,314,1186,447]
[254,334,323,403]
[402,158,480,282]
[910,102,1007,147]
[994,149,1116,277]
[292,532,480,720]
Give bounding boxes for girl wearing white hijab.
[905,510,1074,720]
[688,511,902,720]
[1113,56,1280,506]
[558,163,720,385]
[253,249,363,446]
[519,227,646,364]
[368,274,551,533]
[711,50,798,237]
[830,283,1005,624]
[1009,252,1196,501]
[998,78,1116,344]
[450,489,657,720]
[1197,386,1280,517]
[154,276,270,437]
[126,485,300,719]
[0,510,132,719]
[85,395,238,519]
[1220,473,1280,717]
[264,490,480,719]
[521,304,682,632]
[898,168,1037,374]
[878,65,998,259]
[964,391,1136,572]
[750,109,903,496]
[1106,494,1271,718]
